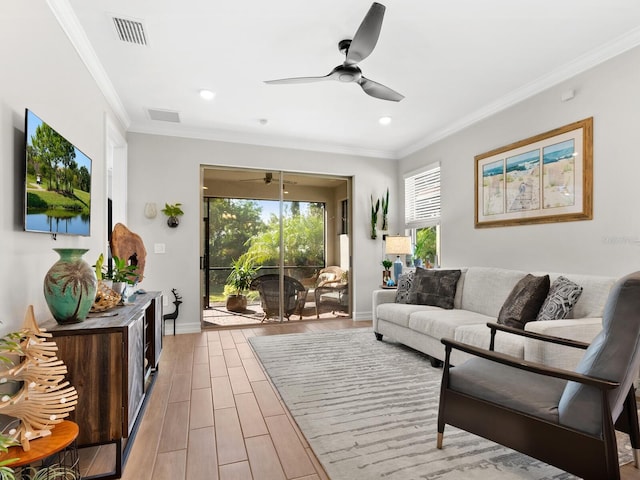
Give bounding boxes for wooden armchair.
[249,274,307,322]
[437,271,640,480]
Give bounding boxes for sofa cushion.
[454,323,525,358]
[376,303,437,328]
[408,309,492,339]
[497,274,550,329]
[394,270,416,304]
[536,276,583,321]
[460,267,528,317]
[407,269,462,309]
[540,273,616,319]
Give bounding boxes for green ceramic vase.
[43,248,97,324]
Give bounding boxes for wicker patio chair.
[249,274,308,321]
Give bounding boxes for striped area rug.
[249,328,632,480]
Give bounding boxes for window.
[404,163,440,228]
[404,163,441,266]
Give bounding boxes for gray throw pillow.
[395,270,416,304]
[406,269,462,309]
[497,274,550,329]
[536,276,583,321]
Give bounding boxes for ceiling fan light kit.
[265,2,404,102]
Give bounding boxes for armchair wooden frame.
[437,322,640,480]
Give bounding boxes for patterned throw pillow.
[536,276,583,321]
[395,270,416,304]
[406,269,462,309]
[497,274,550,329]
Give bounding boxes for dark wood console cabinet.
[40,291,163,479]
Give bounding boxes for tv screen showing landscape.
[24,109,92,236]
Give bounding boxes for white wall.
[401,46,640,277]
[6,1,636,336]
[126,134,397,331]
[0,0,126,333]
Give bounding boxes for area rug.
[249,328,633,480]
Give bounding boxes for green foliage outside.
[206,198,325,303]
[413,226,437,264]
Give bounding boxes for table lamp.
[385,236,412,283]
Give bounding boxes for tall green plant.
[226,256,260,296]
[370,195,380,239]
[380,188,389,231]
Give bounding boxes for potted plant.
[381,188,389,231]
[381,259,392,284]
[370,195,380,239]
[93,253,113,288]
[111,256,139,297]
[161,203,184,228]
[225,256,259,313]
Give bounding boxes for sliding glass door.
[201,167,351,326]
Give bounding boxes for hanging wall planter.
[161,203,184,228]
[370,195,380,239]
[381,187,389,232]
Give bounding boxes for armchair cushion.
[449,357,566,421]
[536,276,583,321]
[497,274,550,329]
[407,269,461,309]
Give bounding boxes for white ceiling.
[55,0,640,159]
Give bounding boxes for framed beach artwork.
[474,117,593,228]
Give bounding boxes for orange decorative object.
[0,420,78,468]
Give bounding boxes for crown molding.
[47,0,131,130]
[398,26,640,159]
[127,122,398,160]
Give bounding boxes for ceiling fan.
[264,2,404,102]
[240,172,297,185]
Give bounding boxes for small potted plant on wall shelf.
[161,203,184,228]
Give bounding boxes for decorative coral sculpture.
[0,306,78,451]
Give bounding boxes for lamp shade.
[385,236,412,255]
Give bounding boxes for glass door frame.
[200,166,352,325]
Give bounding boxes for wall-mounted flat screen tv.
[24,109,92,236]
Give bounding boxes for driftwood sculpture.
[0,306,78,451]
[110,223,147,282]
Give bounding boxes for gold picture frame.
[474,117,593,228]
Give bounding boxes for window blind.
[404,163,441,229]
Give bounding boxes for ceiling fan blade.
[346,2,385,65]
[358,77,404,102]
[264,73,333,85]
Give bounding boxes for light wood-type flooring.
[80,318,640,480]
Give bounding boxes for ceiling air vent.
[112,16,147,46]
[147,109,181,123]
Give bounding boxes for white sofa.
[372,267,617,369]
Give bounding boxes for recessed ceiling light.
[199,89,215,100]
[378,116,392,125]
